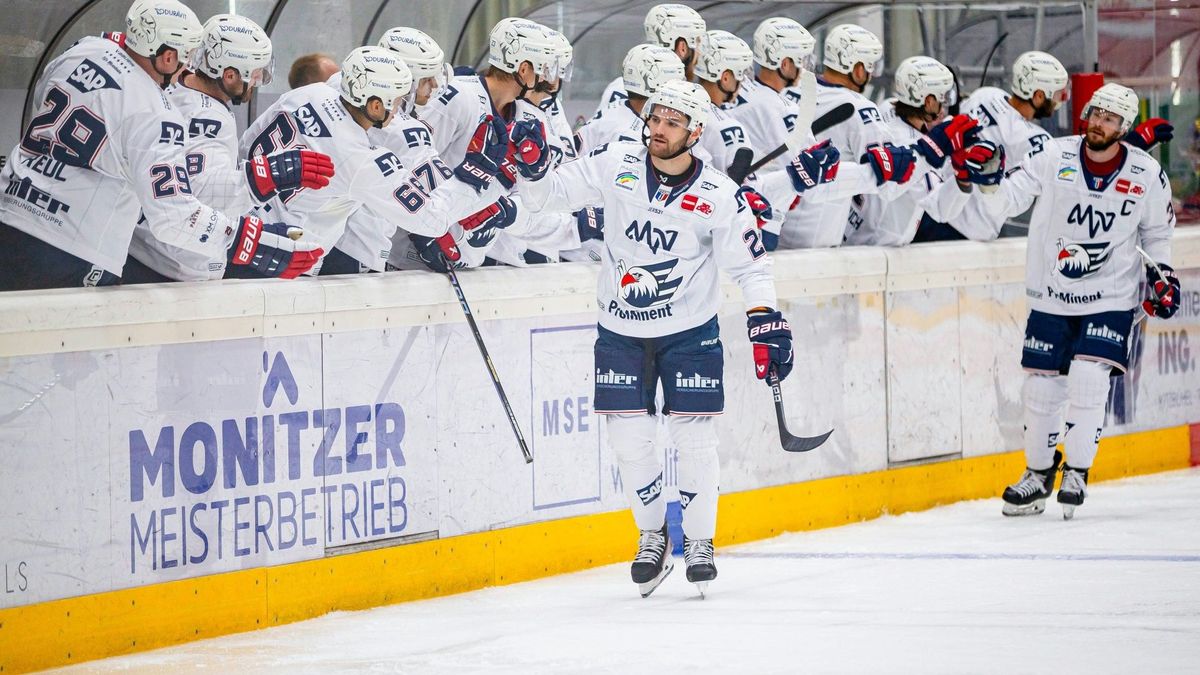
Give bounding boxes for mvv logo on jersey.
[1055,237,1112,279]
[616,258,681,308]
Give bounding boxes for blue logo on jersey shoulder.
[189,118,222,139]
[67,59,120,93]
[402,126,432,148]
[858,107,882,124]
[292,103,331,138]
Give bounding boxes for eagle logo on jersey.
[1055,237,1112,280]
[616,258,681,308]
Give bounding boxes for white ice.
[56,469,1200,674]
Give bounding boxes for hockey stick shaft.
[446,268,534,464]
[746,102,855,176]
[767,368,833,453]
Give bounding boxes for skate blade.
[1062,504,1076,520]
[1002,499,1046,517]
[694,581,709,599]
[637,560,673,598]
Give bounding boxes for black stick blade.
[780,428,833,453]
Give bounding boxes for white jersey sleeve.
[595,75,628,117]
[416,74,494,166]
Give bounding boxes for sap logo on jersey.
[1055,237,1112,279]
[614,170,639,191]
[636,473,665,505]
[292,103,332,138]
[616,258,681,309]
[67,59,119,93]
[680,194,713,218]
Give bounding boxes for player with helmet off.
[595,4,706,114]
[978,83,1179,519]
[0,0,323,289]
[518,80,793,597]
[242,46,507,275]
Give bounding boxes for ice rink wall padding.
[2,232,1199,672]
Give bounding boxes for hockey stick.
[767,368,833,453]
[445,267,534,464]
[1135,245,1172,311]
[747,103,855,176]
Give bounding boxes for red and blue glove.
[575,206,604,243]
[460,196,518,247]
[747,309,794,382]
[409,232,463,273]
[509,119,551,180]
[786,140,841,193]
[865,143,917,186]
[226,215,323,279]
[952,141,1005,191]
[736,185,778,251]
[915,114,980,169]
[246,149,334,202]
[1125,118,1173,152]
[1143,263,1181,319]
[455,114,509,192]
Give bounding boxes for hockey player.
[0,0,322,290]
[241,46,510,275]
[518,79,795,596]
[595,3,706,113]
[122,13,329,283]
[982,83,1178,519]
[845,56,991,246]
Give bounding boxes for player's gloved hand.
[461,196,517,247]
[786,140,841,193]
[227,215,323,279]
[915,114,980,169]
[455,114,509,192]
[409,232,464,274]
[955,141,1005,193]
[575,206,604,243]
[1143,263,1181,319]
[736,185,779,251]
[509,119,551,180]
[747,308,794,382]
[864,142,917,186]
[246,149,334,202]
[1124,118,1174,152]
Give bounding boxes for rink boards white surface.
[2,233,1200,672]
[54,468,1200,674]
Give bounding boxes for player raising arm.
[518,80,794,597]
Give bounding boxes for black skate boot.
[1057,465,1090,520]
[1002,450,1062,516]
[683,537,717,597]
[631,525,673,598]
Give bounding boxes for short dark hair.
[288,53,337,89]
[485,65,518,82]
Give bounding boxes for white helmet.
[488,18,562,81]
[643,4,706,51]
[642,79,709,132]
[622,44,685,97]
[694,30,753,83]
[753,18,816,72]
[547,28,574,82]
[822,24,883,76]
[379,26,450,99]
[190,14,273,87]
[1081,82,1139,134]
[340,46,413,114]
[1010,51,1069,102]
[124,0,202,60]
[893,56,955,109]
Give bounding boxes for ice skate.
[631,525,673,598]
[684,537,717,597]
[1002,451,1061,516]
[1057,465,1090,520]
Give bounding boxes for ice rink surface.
[59,469,1200,674]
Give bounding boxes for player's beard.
[647,133,689,159]
[1084,124,1122,151]
[1032,98,1057,119]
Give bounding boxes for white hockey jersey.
[0,36,233,275]
[844,113,971,246]
[724,78,799,174]
[127,82,249,280]
[521,141,777,338]
[595,75,628,116]
[240,83,463,269]
[951,86,1054,240]
[982,136,1174,315]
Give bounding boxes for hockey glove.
[509,119,552,180]
[958,142,1005,194]
[736,186,779,251]
[1143,263,1181,319]
[246,149,334,202]
[865,143,916,186]
[455,114,509,192]
[747,309,794,382]
[1125,118,1173,152]
[575,206,604,243]
[914,114,980,169]
[227,215,323,279]
[409,232,464,274]
[461,196,517,247]
[786,140,841,193]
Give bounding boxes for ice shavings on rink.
[57,468,1200,674]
